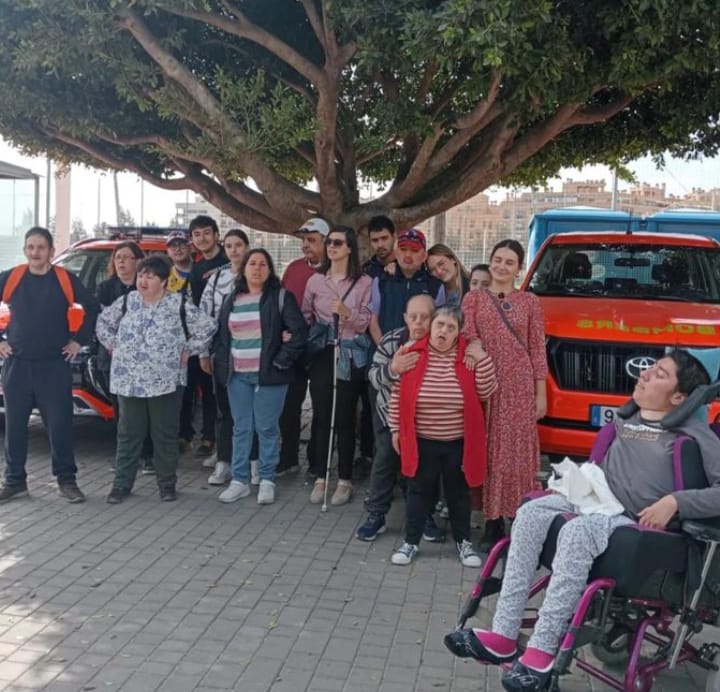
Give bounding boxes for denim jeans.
[227,372,288,483]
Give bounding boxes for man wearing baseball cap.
[368,228,445,345]
[166,231,193,295]
[277,217,328,477]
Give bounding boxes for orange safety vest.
[1,265,85,333]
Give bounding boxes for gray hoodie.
[604,411,720,520]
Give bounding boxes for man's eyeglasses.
[325,238,346,247]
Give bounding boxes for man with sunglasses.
[368,228,445,345]
[277,217,328,478]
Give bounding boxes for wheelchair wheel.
[706,667,720,692]
[590,625,630,667]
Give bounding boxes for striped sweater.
[228,293,262,372]
[387,345,497,440]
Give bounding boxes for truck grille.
[547,339,666,394]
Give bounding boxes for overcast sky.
[2,137,719,231]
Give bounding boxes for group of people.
[4,220,720,692]
[0,216,551,572]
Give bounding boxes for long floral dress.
[461,289,548,519]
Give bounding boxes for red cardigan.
[397,334,487,487]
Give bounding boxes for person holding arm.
[387,306,497,566]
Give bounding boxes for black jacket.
[97,276,135,308]
[0,266,99,360]
[212,284,308,387]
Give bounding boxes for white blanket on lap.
[548,458,625,516]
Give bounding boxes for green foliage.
[0,0,718,228]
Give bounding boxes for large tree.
[1,1,719,232]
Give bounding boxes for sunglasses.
[325,238,347,247]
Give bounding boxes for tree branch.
[163,1,324,85]
[416,60,439,106]
[168,160,290,231]
[116,6,321,218]
[43,127,191,191]
[570,94,635,126]
[387,125,444,204]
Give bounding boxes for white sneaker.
[207,461,231,485]
[391,542,418,566]
[218,480,250,503]
[457,540,483,568]
[257,480,275,505]
[201,451,218,468]
[250,459,260,485]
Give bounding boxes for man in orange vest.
[0,227,99,503]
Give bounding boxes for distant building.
[174,180,720,271]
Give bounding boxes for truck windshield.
[527,242,720,303]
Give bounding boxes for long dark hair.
[108,241,144,278]
[320,225,363,280]
[234,248,281,294]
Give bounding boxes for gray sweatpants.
[492,493,633,654]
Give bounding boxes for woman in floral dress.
[461,240,548,551]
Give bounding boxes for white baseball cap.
[296,217,330,237]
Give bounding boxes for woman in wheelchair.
[445,349,720,692]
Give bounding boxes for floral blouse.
[96,291,217,398]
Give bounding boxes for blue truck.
[527,207,720,263]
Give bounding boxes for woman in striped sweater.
[211,249,307,505]
[388,306,498,567]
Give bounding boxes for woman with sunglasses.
[461,240,548,552]
[302,226,372,506]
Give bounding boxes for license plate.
[590,405,618,427]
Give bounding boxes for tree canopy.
[1,1,719,232]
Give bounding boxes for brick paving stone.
[0,418,715,692]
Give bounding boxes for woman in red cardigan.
[387,306,498,567]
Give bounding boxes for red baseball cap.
[397,228,426,250]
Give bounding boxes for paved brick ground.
[0,418,714,691]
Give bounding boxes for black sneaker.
[356,513,386,541]
[501,660,552,692]
[444,629,516,665]
[58,483,86,504]
[422,516,445,542]
[0,484,28,504]
[106,487,131,504]
[159,487,177,502]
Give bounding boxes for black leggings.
[308,346,365,480]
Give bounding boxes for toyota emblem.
[625,356,657,380]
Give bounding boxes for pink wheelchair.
[448,384,720,692]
